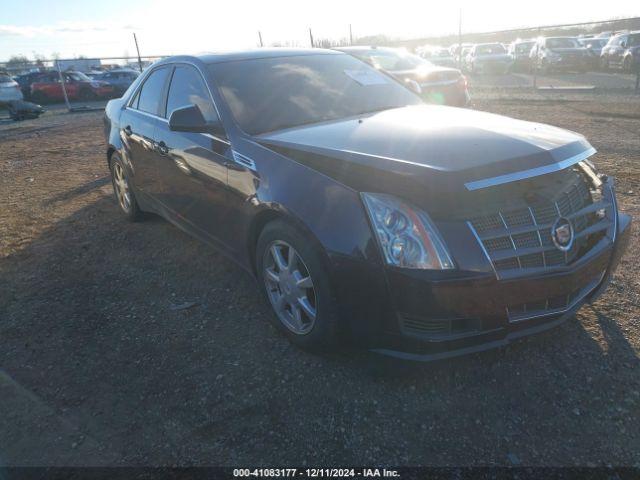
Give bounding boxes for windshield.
[433,49,451,57]
[515,42,534,54]
[629,34,640,47]
[476,44,506,55]
[209,54,422,135]
[67,72,91,82]
[0,73,14,83]
[546,38,580,49]
[356,49,429,71]
[579,38,606,48]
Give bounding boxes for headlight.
[361,193,454,270]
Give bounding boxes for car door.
[153,64,231,247]
[119,66,172,199]
[62,73,80,100]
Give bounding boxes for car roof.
[336,46,397,52]
[170,48,341,65]
[103,69,139,73]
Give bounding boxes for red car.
[30,71,114,103]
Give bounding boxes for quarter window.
[136,67,170,116]
[166,65,217,122]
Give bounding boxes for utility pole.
[309,28,314,48]
[349,24,353,45]
[258,31,264,47]
[458,8,462,70]
[133,32,143,72]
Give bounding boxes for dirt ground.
[0,92,639,467]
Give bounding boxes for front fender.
[235,139,390,343]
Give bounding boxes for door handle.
[123,125,132,136]
[156,141,169,156]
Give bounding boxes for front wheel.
[256,220,341,351]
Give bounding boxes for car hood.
[257,105,593,208]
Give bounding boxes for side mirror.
[168,104,225,136]
[620,41,627,49]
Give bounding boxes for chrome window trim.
[124,106,167,123]
[464,147,597,191]
[124,107,231,146]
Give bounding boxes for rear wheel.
[110,153,142,221]
[31,91,48,104]
[623,57,633,73]
[79,89,97,101]
[256,220,341,351]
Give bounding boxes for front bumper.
[370,206,631,362]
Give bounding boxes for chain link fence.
[396,16,640,95]
[0,55,164,120]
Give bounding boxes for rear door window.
[136,67,171,116]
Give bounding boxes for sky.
[0,0,638,62]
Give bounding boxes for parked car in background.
[336,46,469,107]
[30,71,114,103]
[530,37,590,73]
[508,40,536,72]
[0,72,24,104]
[95,69,140,95]
[450,43,474,67]
[103,49,630,359]
[15,71,48,100]
[418,46,457,68]
[465,43,513,74]
[84,70,105,79]
[601,31,640,72]
[1,72,44,121]
[578,37,608,69]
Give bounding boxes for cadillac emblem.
[551,217,574,252]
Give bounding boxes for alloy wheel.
[263,240,317,335]
[112,162,132,213]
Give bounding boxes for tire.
[79,89,97,101]
[31,91,48,104]
[623,57,632,73]
[256,219,341,351]
[109,153,143,221]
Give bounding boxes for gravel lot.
[0,92,639,467]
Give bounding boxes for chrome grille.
[468,171,612,278]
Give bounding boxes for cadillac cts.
[103,49,631,361]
